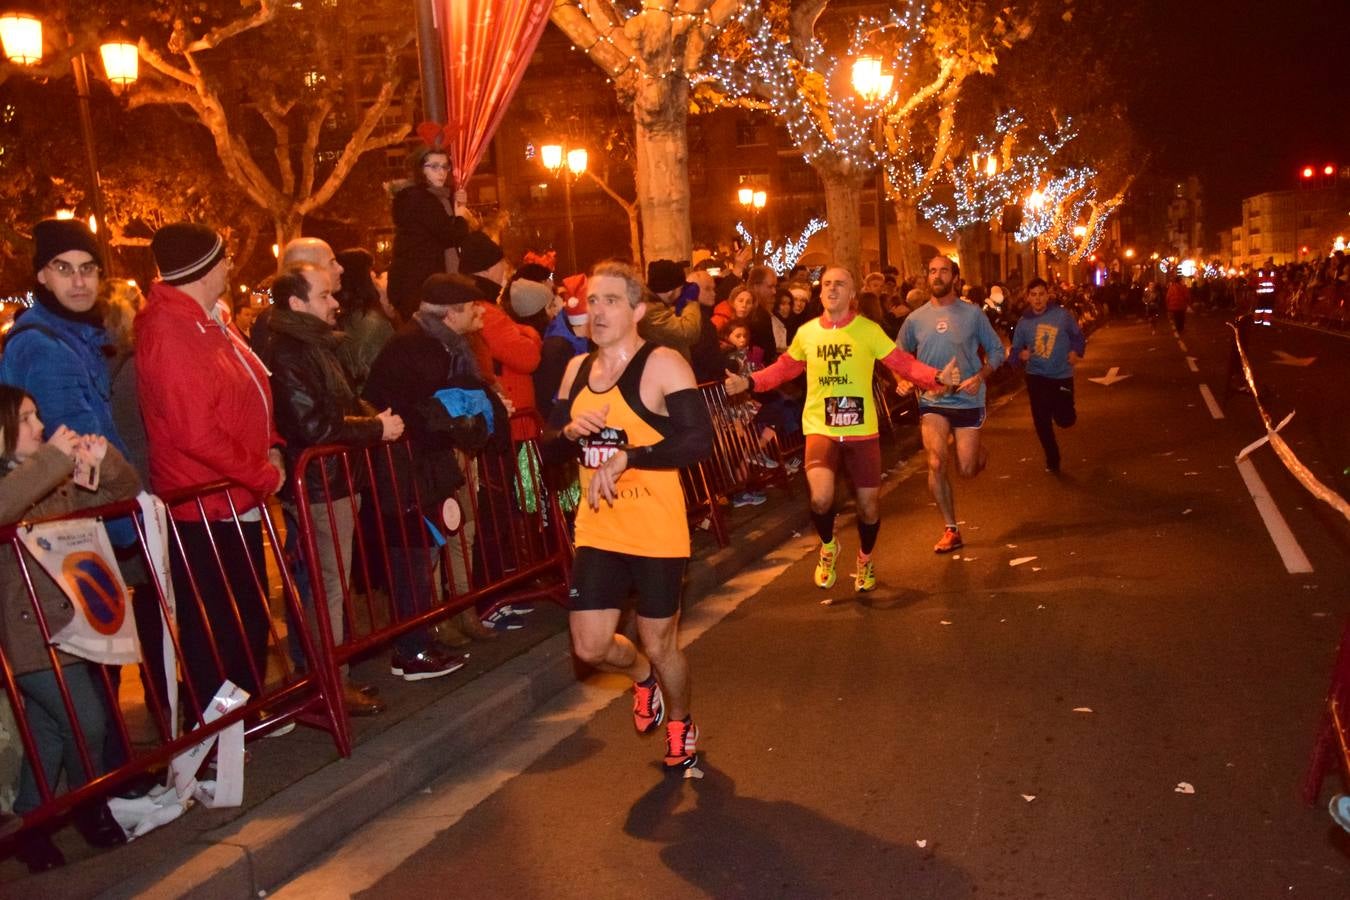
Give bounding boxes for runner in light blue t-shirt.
[897,255,1007,553]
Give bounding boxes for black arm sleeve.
[626,388,713,470]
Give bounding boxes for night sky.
[1126,0,1350,229]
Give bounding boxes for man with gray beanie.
[137,222,285,714]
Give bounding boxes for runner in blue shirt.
[897,255,1007,553]
[1009,277,1085,473]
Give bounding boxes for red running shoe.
[933,526,964,554]
[633,678,665,734]
[663,717,700,771]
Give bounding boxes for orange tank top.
[568,343,689,558]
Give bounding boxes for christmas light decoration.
[737,218,829,276]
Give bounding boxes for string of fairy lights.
[695,1,927,169]
[559,0,1123,261]
[736,217,828,275]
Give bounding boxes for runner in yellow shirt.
[726,266,957,592]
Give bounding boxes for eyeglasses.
[45,260,101,279]
[423,162,450,171]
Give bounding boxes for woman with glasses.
[386,144,471,319]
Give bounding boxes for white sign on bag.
[19,517,140,665]
[136,492,180,739]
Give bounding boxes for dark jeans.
[15,664,107,813]
[388,545,438,658]
[1025,373,1076,470]
[1170,309,1186,333]
[171,518,270,715]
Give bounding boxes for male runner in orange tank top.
[552,260,713,773]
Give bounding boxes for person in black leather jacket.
[267,265,403,715]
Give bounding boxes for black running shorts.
[569,546,687,619]
[919,404,987,429]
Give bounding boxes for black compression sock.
[858,519,881,555]
[810,510,836,544]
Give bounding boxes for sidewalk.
[15,422,942,898]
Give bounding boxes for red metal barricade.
[289,411,573,739]
[1301,617,1350,804]
[0,480,340,837]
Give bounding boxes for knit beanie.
[151,222,226,285]
[515,262,553,284]
[509,279,552,319]
[646,259,686,294]
[458,231,504,275]
[33,219,102,273]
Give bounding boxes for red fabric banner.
[442,0,554,187]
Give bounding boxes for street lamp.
[1,10,141,270]
[1026,189,1046,278]
[737,185,768,259]
[540,141,587,274]
[852,54,894,270]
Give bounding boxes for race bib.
[580,426,629,468]
[824,396,865,428]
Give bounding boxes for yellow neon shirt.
[788,315,896,438]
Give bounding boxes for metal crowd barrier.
[0,480,336,836]
[289,412,573,754]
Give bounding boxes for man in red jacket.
[137,222,285,716]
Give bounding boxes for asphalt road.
[276,314,1350,899]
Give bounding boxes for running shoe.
[814,538,839,589]
[633,677,665,734]
[663,717,700,771]
[483,609,526,631]
[731,491,767,508]
[853,555,876,593]
[933,527,963,554]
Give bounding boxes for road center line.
[1185,356,1199,373]
[1177,339,1188,353]
[1235,458,1314,574]
[1198,384,1224,419]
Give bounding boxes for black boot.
[73,801,126,849]
[16,827,64,872]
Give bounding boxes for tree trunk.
[955,223,994,287]
[273,214,303,254]
[892,197,924,283]
[627,205,644,272]
[633,74,691,264]
[820,169,864,280]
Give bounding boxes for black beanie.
[151,222,226,285]
[33,219,102,273]
[422,273,487,307]
[514,262,553,284]
[458,231,504,275]
[646,259,686,294]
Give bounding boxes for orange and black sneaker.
[633,676,665,734]
[933,526,963,554]
[663,716,700,771]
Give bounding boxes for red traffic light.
[1302,166,1315,178]
[1325,164,1336,176]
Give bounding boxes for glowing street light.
[852,54,895,269]
[1324,164,1336,177]
[752,190,767,210]
[1124,248,1136,259]
[537,140,588,273]
[99,38,139,87]
[566,147,588,176]
[737,186,754,207]
[0,12,41,65]
[539,143,563,172]
[1302,166,1315,179]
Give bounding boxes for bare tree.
[551,0,744,264]
[128,0,413,246]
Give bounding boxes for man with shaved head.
[727,265,956,594]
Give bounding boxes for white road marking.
[1088,366,1131,386]
[1185,356,1199,373]
[272,546,817,898]
[1235,458,1314,574]
[1177,340,1188,352]
[1197,384,1224,419]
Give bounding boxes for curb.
[94,471,821,898]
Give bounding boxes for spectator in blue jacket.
[1010,277,1086,473]
[0,220,125,457]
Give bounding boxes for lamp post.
[736,185,768,260]
[852,55,894,271]
[0,12,140,270]
[1026,189,1046,278]
[540,142,588,274]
